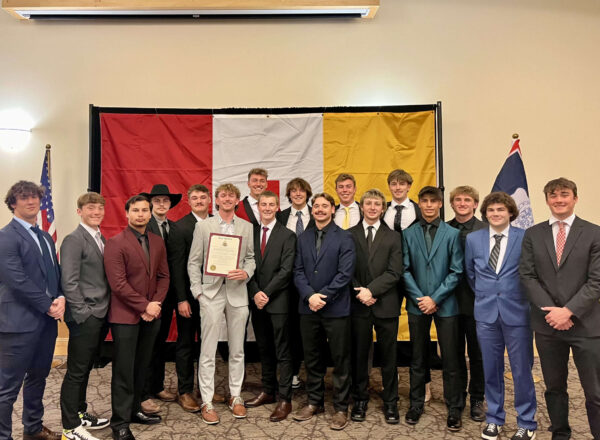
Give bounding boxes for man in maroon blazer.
[104,195,169,440]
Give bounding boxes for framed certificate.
[204,233,242,277]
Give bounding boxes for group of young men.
[0,168,599,440]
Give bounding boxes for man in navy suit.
[0,180,64,440]
[292,192,355,431]
[466,192,537,440]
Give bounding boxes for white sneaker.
[78,412,109,430]
[511,427,536,440]
[482,423,502,440]
[62,426,101,440]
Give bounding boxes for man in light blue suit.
[465,192,537,440]
[403,186,464,432]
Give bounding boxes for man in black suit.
[236,168,268,226]
[333,173,362,229]
[245,191,296,422]
[276,177,314,388]
[447,186,486,422]
[140,184,182,413]
[520,177,600,440]
[349,189,403,424]
[169,184,213,412]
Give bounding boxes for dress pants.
[477,316,537,430]
[457,314,485,405]
[408,313,462,411]
[351,314,398,404]
[289,290,304,377]
[300,313,351,412]
[0,316,57,440]
[175,298,201,395]
[146,293,176,397]
[535,332,600,440]
[198,285,249,404]
[110,319,160,430]
[251,308,293,401]
[60,315,107,429]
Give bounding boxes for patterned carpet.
[11,357,594,440]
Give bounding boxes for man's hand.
[364,298,377,307]
[542,306,574,330]
[308,293,327,312]
[417,296,437,315]
[146,301,161,318]
[354,287,374,305]
[141,312,155,322]
[227,269,248,281]
[47,297,65,320]
[178,301,192,318]
[254,291,269,310]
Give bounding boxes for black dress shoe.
[350,400,368,422]
[112,427,135,440]
[383,403,399,424]
[131,411,162,425]
[470,400,486,422]
[447,412,462,432]
[405,406,423,425]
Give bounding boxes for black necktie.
[394,205,404,232]
[31,225,58,298]
[316,229,324,255]
[296,211,304,236]
[366,226,374,252]
[424,224,433,254]
[489,234,503,271]
[138,234,150,265]
[161,222,169,241]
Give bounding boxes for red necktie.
[556,221,566,265]
[260,226,268,256]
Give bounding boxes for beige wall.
[1,0,599,234]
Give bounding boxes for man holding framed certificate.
[187,183,255,425]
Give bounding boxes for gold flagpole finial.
[45,144,51,150]
[512,133,519,139]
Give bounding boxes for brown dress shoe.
[228,396,247,418]
[178,392,201,412]
[200,403,220,425]
[293,404,324,421]
[140,398,160,414]
[330,411,349,430]
[245,392,275,408]
[155,390,177,402]
[270,401,292,422]
[23,425,61,440]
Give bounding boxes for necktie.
[366,226,374,252]
[489,234,503,271]
[394,205,404,232]
[161,222,169,241]
[95,231,104,255]
[424,224,433,254]
[138,235,150,265]
[260,226,268,256]
[556,221,566,265]
[342,207,350,230]
[296,211,304,236]
[31,225,58,298]
[316,229,324,255]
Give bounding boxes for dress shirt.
[80,222,104,252]
[153,215,170,239]
[260,219,276,245]
[549,213,575,247]
[489,225,510,274]
[383,198,416,231]
[362,219,380,239]
[192,212,208,222]
[13,216,54,257]
[419,217,441,243]
[248,195,260,222]
[286,205,310,233]
[217,212,235,235]
[334,201,361,229]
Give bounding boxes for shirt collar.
[13,215,37,231]
[339,201,358,209]
[291,204,309,216]
[420,217,441,228]
[192,211,207,222]
[80,222,100,237]
[549,213,575,227]
[128,225,146,238]
[216,212,235,225]
[362,219,380,231]
[153,214,167,226]
[260,219,277,230]
[391,198,411,209]
[248,195,258,206]
[489,225,510,239]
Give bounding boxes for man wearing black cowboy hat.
[139,184,185,414]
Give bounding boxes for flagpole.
[45,144,52,182]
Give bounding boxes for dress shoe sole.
[385,417,400,425]
[245,400,274,408]
[293,408,324,422]
[330,420,349,431]
[350,413,366,422]
[447,425,462,432]
[156,395,176,402]
[201,417,220,425]
[471,415,486,422]
[269,415,289,422]
[405,418,420,425]
[180,405,201,413]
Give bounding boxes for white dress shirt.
[489,225,510,274]
[80,222,104,253]
[362,219,380,240]
[259,219,277,245]
[383,198,417,231]
[248,195,260,222]
[334,201,361,228]
[192,212,208,222]
[286,205,310,233]
[549,213,575,247]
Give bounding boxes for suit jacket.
[0,219,62,332]
[277,206,315,233]
[248,222,296,314]
[349,222,403,319]
[104,227,169,324]
[236,197,259,226]
[60,224,110,324]
[465,226,529,326]
[520,217,600,336]
[402,221,463,317]
[448,216,487,315]
[293,222,356,317]
[187,214,255,307]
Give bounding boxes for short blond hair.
[77,192,105,209]
[248,168,268,180]
[258,190,279,205]
[449,186,479,204]
[215,183,241,200]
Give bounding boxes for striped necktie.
[489,234,503,271]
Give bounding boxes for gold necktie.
[343,206,350,230]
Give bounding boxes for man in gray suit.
[187,183,255,425]
[59,192,111,440]
[520,177,600,440]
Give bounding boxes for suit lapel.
[315,227,334,265]
[498,227,518,274]
[413,225,429,261]
[126,228,150,274]
[79,225,103,259]
[262,223,280,260]
[243,198,258,225]
[559,217,583,268]
[543,222,559,272]
[427,222,446,261]
[369,225,386,260]
[11,219,47,275]
[480,228,494,275]
[253,225,262,264]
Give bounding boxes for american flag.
[38,148,57,243]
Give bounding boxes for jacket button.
[314,270,318,274]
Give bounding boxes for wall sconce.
[0,109,34,152]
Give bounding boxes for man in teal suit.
[402,186,464,432]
